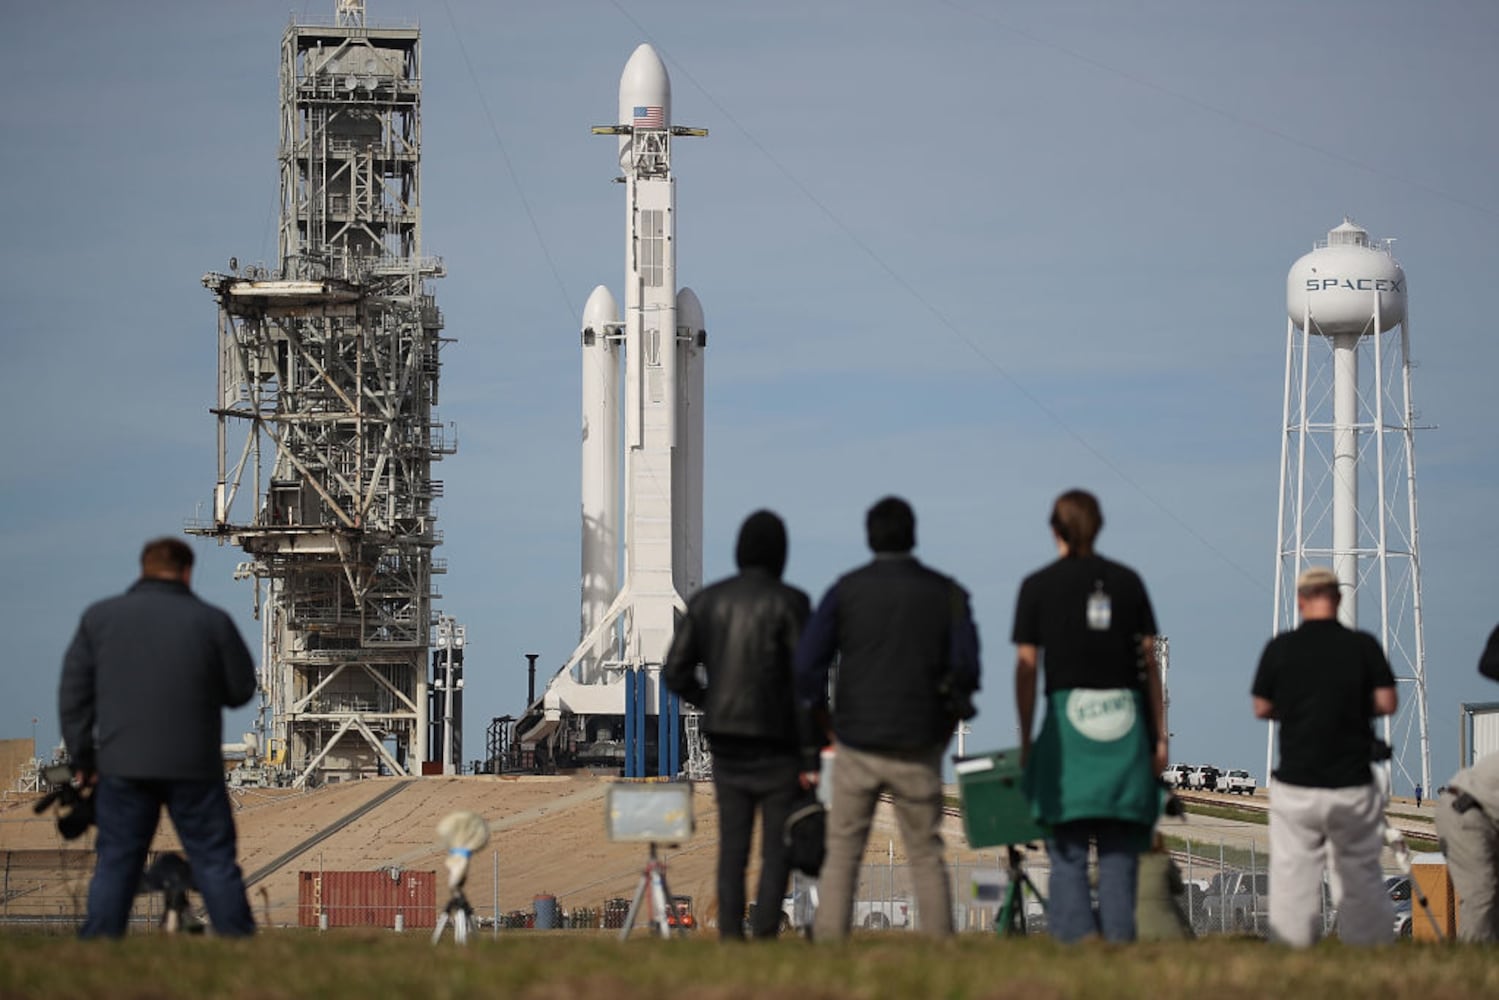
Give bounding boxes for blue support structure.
[656,672,665,778]
[669,687,680,775]
[632,667,647,778]
[623,667,637,778]
[657,672,681,777]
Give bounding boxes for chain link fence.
[836,837,1397,938]
[2,839,1398,938]
[0,850,169,933]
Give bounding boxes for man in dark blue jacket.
[664,510,817,939]
[59,537,257,938]
[795,496,980,940]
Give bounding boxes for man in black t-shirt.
[1252,565,1397,947]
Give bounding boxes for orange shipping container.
[298,870,438,928]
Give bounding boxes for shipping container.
[298,870,438,928]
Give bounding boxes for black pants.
[712,750,801,939]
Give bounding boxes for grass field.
[2,931,1495,1000]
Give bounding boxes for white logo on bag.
[1065,688,1135,742]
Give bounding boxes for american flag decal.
[633,105,665,129]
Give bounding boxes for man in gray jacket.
[795,497,980,941]
[59,537,257,937]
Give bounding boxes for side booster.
[520,44,708,776]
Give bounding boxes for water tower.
[1269,218,1430,793]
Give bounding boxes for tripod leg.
[995,847,1032,937]
[1412,885,1445,941]
[620,872,650,941]
[1021,873,1047,912]
[431,911,448,945]
[650,865,673,939]
[657,863,680,936]
[997,880,1025,936]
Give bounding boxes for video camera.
[33,763,95,840]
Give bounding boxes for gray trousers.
[813,741,952,941]
[1268,780,1393,947]
[1434,789,1499,943]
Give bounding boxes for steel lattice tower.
[194,1,453,786]
[1269,219,1430,794]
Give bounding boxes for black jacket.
[795,554,981,752]
[59,578,257,780]
[663,568,818,767]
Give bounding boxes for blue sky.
[3,1,1495,790]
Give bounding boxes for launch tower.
[194,0,453,786]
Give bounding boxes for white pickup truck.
[1219,769,1258,795]
[1187,765,1221,791]
[852,898,911,930]
[778,886,912,933]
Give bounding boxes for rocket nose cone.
[676,287,705,332]
[582,285,620,333]
[618,42,671,127]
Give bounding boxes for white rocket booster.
[526,44,707,750]
[579,284,620,685]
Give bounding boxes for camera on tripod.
[33,763,94,840]
[606,782,695,940]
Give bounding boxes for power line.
[439,0,579,325]
[939,0,1496,221]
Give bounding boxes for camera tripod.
[995,844,1047,936]
[618,842,679,940]
[432,887,475,945]
[141,853,204,934]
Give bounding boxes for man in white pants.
[1251,566,1397,947]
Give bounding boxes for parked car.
[1188,765,1221,792]
[784,882,818,935]
[1386,875,1413,938]
[1220,769,1258,795]
[1200,871,1269,933]
[1161,763,1191,788]
[852,898,911,930]
[1324,874,1415,938]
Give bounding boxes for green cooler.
[954,748,1048,848]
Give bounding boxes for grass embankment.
[1184,801,1269,826]
[1181,800,1439,851]
[3,931,1496,1000]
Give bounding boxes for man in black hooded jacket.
[664,510,819,939]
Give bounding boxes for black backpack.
[783,794,826,877]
